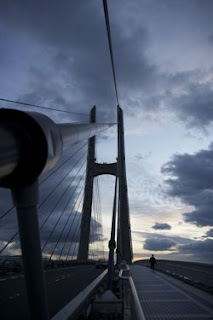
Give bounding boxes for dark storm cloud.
[208,33,213,44]
[1,0,212,129]
[133,230,189,245]
[141,231,213,262]
[152,222,171,230]
[173,81,213,128]
[0,206,102,256]
[40,213,101,245]
[162,144,213,227]
[18,68,90,124]
[143,237,176,251]
[0,0,156,122]
[0,1,114,120]
[179,239,213,255]
[135,229,213,262]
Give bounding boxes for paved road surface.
[0,264,103,319]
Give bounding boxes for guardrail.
[135,259,213,293]
[50,265,146,320]
[119,267,146,320]
[51,269,108,320]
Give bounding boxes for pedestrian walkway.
[130,265,213,320]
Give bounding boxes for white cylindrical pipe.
[0,108,115,187]
[58,123,114,150]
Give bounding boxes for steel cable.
[66,196,84,260]
[49,169,86,260]
[59,185,85,260]
[0,146,87,255]
[0,97,89,117]
[39,149,87,230]
[0,142,87,221]
[102,0,119,105]
[41,156,87,252]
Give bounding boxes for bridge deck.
[130,265,213,320]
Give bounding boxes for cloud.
[133,230,189,245]
[143,237,176,251]
[0,0,155,123]
[204,228,213,238]
[1,0,213,263]
[162,144,213,227]
[136,230,213,262]
[173,81,213,129]
[179,239,213,255]
[152,222,171,230]
[1,0,213,131]
[208,33,213,44]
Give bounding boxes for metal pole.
[11,180,49,320]
[107,177,118,290]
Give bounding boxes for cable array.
[58,185,84,260]
[41,159,87,254]
[95,177,105,259]
[65,194,84,260]
[0,142,88,256]
[0,143,87,222]
[88,174,105,260]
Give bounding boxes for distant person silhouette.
[149,254,156,270]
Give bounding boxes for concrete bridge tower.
[77,106,132,263]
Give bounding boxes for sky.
[0,0,213,263]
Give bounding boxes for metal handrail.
[119,267,146,320]
[129,277,146,320]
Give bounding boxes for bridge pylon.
[77,106,132,264]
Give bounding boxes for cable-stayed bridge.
[0,1,213,319]
[0,105,213,320]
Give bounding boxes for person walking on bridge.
[149,254,156,270]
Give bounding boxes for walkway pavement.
[130,265,213,320]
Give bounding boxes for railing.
[51,269,108,320]
[50,265,146,320]
[119,267,146,320]
[135,259,213,293]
